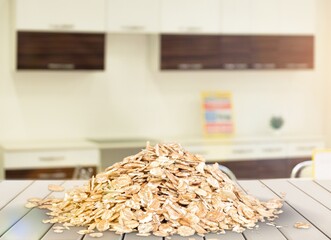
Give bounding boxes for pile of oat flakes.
[29,143,283,237]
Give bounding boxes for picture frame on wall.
[201,91,235,137]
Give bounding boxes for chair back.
[218,165,237,181]
[290,161,312,178]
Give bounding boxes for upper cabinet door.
[220,0,251,34]
[279,0,315,34]
[221,0,280,34]
[107,0,160,33]
[161,0,221,34]
[249,0,281,34]
[220,0,315,35]
[16,0,106,32]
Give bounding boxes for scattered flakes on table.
[25,202,38,208]
[52,226,65,230]
[48,184,64,192]
[27,197,42,203]
[294,222,310,229]
[89,232,104,238]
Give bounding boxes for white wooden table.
[0,179,331,240]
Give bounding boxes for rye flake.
[29,143,283,237]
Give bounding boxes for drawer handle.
[296,146,317,151]
[49,24,74,30]
[121,25,145,31]
[232,149,253,154]
[262,148,283,153]
[39,156,66,161]
[189,151,208,156]
[48,63,75,70]
[38,172,67,179]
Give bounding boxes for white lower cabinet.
[2,147,100,180]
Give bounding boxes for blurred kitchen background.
[0,0,330,180]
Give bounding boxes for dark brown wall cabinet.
[17,32,105,70]
[161,35,314,70]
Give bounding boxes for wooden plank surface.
[1,181,85,240]
[236,182,287,240]
[1,180,330,240]
[289,179,331,210]
[205,232,245,240]
[0,180,63,238]
[239,180,329,240]
[315,180,331,192]
[0,180,33,209]
[82,231,122,240]
[262,179,331,238]
[124,233,162,240]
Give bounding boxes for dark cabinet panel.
[160,35,314,70]
[250,36,279,69]
[161,35,221,70]
[219,158,309,180]
[278,36,314,69]
[17,32,105,70]
[220,36,252,69]
[6,166,97,180]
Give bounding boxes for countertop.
[0,139,98,152]
[0,179,330,240]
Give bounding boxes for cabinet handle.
[179,26,202,32]
[49,24,74,30]
[38,172,67,179]
[39,156,65,161]
[252,63,276,69]
[191,63,203,69]
[48,63,75,70]
[286,63,308,69]
[121,25,145,31]
[224,63,248,70]
[178,63,203,70]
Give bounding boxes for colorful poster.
[201,91,234,136]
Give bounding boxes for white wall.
[0,0,329,141]
[325,0,331,147]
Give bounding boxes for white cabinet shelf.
[160,0,221,34]
[16,0,106,32]
[107,0,160,33]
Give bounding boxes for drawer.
[184,144,260,161]
[288,141,325,158]
[257,143,288,159]
[4,149,100,169]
